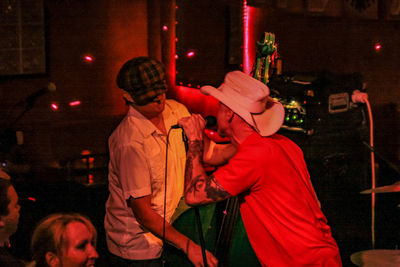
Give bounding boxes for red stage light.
[374,43,382,51]
[163,25,168,31]
[84,55,93,62]
[187,51,195,58]
[51,103,58,110]
[27,197,36,202]
[69,100,81,106]
[175,54,179,59]
[88,174,94,184]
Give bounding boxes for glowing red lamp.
[187,51,195,58]
[84,55,93,62]
[51,103,58,110]
[69,100,81,106]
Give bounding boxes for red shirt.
[215,132,342,267]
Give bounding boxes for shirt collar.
[127,106,158,137]
[127,102,176,138]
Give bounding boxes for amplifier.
[268,71,366,135]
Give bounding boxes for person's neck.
[230,119,256,147]
[148,114,167,135]
[131,105,167,135]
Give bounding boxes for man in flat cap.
[179,71,342,266]
[104,57,217,267]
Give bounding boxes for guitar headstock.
[256,32,277,57]
[253,32,278,84]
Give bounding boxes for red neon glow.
[163,25,168,31]
[374,43,381,51]
[243,0,250,74]
[88,174,94,184]
[243,2,257,75]
[69,100,81,106]
[187,51,195,58]
[175,54,179,59]
[27,197,36,202]
[175,85,219,116]
[51,103,58,110]
[84,55,93,62]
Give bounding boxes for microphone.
[26,82,56,106]
[171,115,217,129]
[172,116,217,152]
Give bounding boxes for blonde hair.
[31,213,97,267]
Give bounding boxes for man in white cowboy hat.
[178,71,342,266]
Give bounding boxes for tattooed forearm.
[188,140,203,159]
[184,154,194,190]
[205,174,231,201]
[184,140,204,193]
[185,174,205,195]
[184,139,231,204]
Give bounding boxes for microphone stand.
[163,128,208,267]
[362,141,400,178]
[5,97,36,128]
[182,130,208,267]
[194,207,209,267]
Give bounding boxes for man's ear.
[45,252,60,267]
[227,109,235,123]
[121,90,134,103]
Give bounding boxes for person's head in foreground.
[31,213,98,267]
[201,70,284,138]
[0,178,20,246]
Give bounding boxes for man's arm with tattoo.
[184,140,231,206]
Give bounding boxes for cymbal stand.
[365,99,376,248]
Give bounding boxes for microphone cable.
[161,127,174,266]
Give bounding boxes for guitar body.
[163,200,260,267]
[163,204,217,266]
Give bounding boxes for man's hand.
[178,114,206,141]
[186,240,218,267]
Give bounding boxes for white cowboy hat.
[200,71,284,137]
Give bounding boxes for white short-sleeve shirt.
[104,100,190,260]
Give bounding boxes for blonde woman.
[31,213,98,267]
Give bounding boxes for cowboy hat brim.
[201,85,285,137]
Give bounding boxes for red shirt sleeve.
[213,149,260,196]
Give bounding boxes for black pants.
[106,252,163,267]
